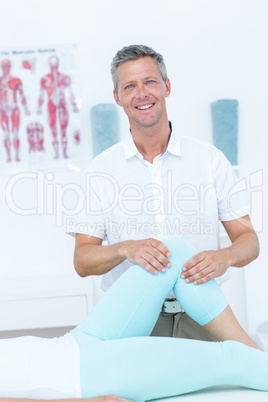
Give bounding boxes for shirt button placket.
[149,157,166,240]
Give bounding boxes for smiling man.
[113,56,170,134]
[71,45,259,342]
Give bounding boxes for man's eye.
[125,84,133,89]
[147,80,155,84]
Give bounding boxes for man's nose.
[135,84,149,99]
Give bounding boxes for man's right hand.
[122,238,171,274]
[74,234,171,277]
[86,395,133,402]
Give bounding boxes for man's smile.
[136,103,154,110]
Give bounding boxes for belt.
[162,298,185,314]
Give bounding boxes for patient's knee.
[162,236,197,268]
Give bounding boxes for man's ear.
[165,78,171,98]
[113,89,122,106]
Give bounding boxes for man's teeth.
[137,104,153,110]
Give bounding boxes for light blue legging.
[71,237,268,400]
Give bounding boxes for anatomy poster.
[0,44,82,174]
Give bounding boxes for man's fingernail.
[162,268,166,273]
[186,279,190,283]
[194,281,198,285]
[183,266,187,271]
[167,262,171,267]
[181,274,185,279]
[167,252,171,257]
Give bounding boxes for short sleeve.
[212,149,250,221]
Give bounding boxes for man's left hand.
[180,249,230,285]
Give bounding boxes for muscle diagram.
[0,59,30,162]
[27,122,44,153]
[37,55,79,159]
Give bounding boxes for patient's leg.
[80,335,268,400]
[163,238,261,349]
[204,305,261,349]
[73,237,265,399]
[72,237,260,349]
[72,237,211,340]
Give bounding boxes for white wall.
[0,0,267,335]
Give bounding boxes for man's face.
[113,56,171,130]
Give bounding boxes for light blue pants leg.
[72,237,227,340]
[71,237,268,400]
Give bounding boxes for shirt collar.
[123,122,182,160]
[123,129,140,159]
[166,126,182,156]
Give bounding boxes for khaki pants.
[151,312,218,341]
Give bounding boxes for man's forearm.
[224,230,259,268]
[74,241,127,277]
[74,236,172,278]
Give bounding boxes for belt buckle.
[162,298,183,314]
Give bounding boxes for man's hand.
[181,216,260,285]
[180,249,232,285]
[123,238,171,274]
[87,395,133,402]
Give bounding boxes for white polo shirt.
[70,126,249,291]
